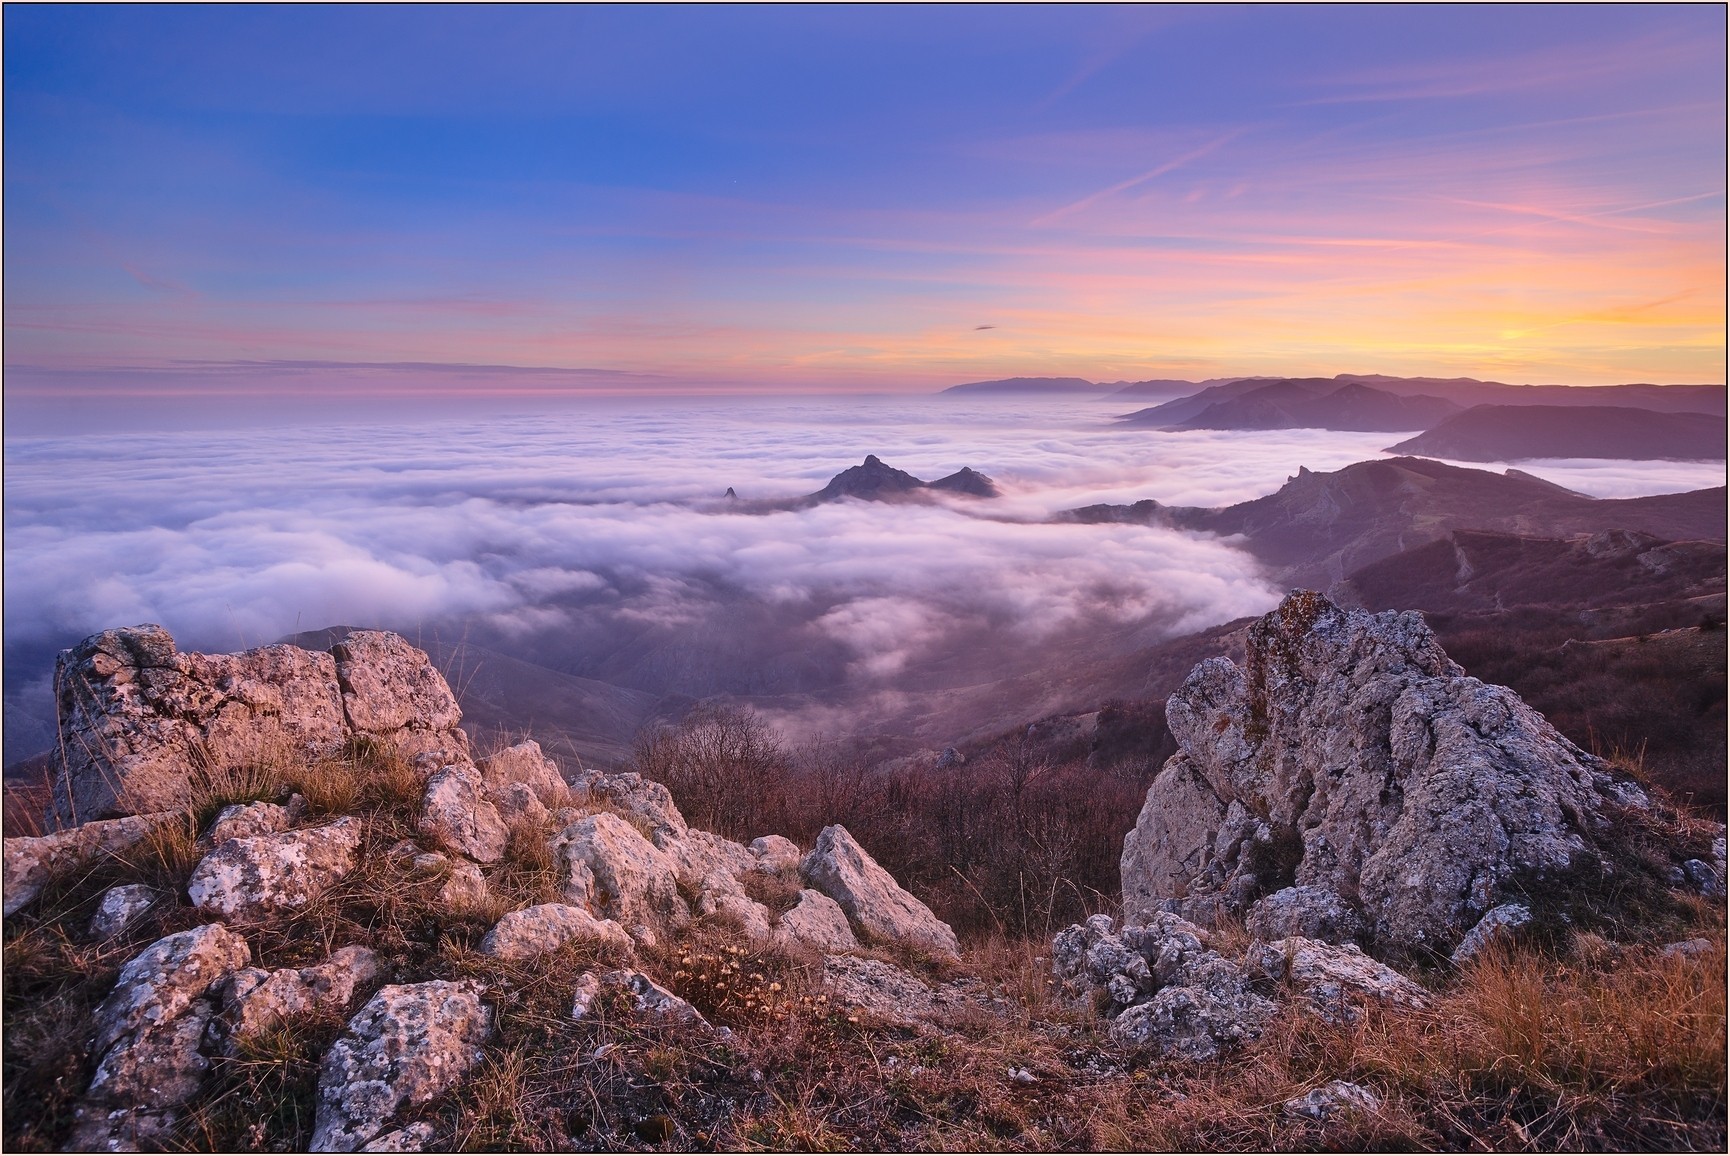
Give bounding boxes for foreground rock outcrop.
[51,626,467,825]
[1120,591,1655,957]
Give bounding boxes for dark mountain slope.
[1387,404,1727,462]
[1063,456,1727,587]
[1175,380,1461,431]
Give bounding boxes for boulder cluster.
[6,626,962,1152]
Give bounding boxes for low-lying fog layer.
[5,395,1722,756]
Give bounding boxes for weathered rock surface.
[800,825,960,958]
[603,969,708,1024]
[205,800,292,845]
[1448,903,1533,967]
[219,946,383,1046]
[478,740,567,805]
[50,626,466,826]
[820,955,946,1024]
[187,818,363,919]
[480,903,632,961]
[1246,937,1430,1022]
[435,859,491,910]
[575,769,688,843]
[775,889,860,952]
[1284,1080,1381,1121]
[68,924,252,1150]
[750,834,803,875]
[418,764,507,863]
[1246,885,1363,945]
[549,811,687,936]
[3,811,175,916]
[311,980,492,1152]
[358,1122,437,1152]
[1123,591,1648,956]
[1054,913,1276,1059]
[668,829,774,941]
[89,884,158,940]
[487,781,549,828]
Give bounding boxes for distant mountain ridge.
[1386,404,1727,462]
[1062,455,1727,588]
[1120,375,1727,428]
[1156,379,1462,432]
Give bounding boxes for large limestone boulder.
[548,812,687,937]
[68,924,252,1149]
[3,811,175,916]
[48,626,470,827]
[187,818,364,919]
[52,627,347,824]
[800,825,959,959]
[311,981,492,1152]
[1122,591,1648,957]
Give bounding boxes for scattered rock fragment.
[311,980,492,1152]
[204,800,292,846]
[774,889,859,953]
[1246,885,1363,945]
[549,811,687,932]
[88,884,158,940]
[477,740,568,805]
[749,835,802,875]
[1246,937,1430,1022]
[218,946,383,1047]
[1283,1080,1381,1121]
[1448,903,1533,967]
[3,811,176,917]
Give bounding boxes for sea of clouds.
[4,394,1722,755]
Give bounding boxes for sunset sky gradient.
[5,4,1725,397]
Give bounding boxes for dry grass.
[6,729,1724,1152]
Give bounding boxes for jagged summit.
[807,456,1000,503]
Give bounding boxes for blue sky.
[5,4,1725,395]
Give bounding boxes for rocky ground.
[4,607,1724,1152]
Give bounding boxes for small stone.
[360,1122,437,1152]
[1449,903,1533,967]
[749,834,802,874]
[774,889,859,953]
[221,946,383,1046]
[480,904,633,961]
[477,740,568,805]
[1283,1080,1381,1121]
[1661,938,1716,960]
[604,970,707,1025]
[569,973,603,1020]
[204,800,291,846]
[88,884,157,940]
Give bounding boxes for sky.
[4,3,1726,402]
